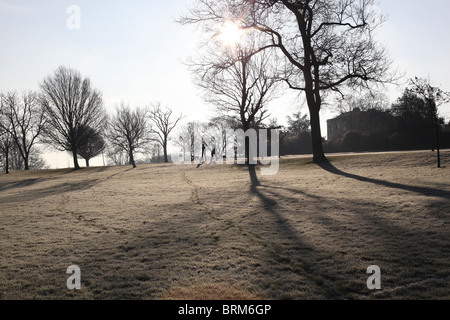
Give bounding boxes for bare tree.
[186,27,280,168]
[189,39,279,133]
[0,133,13,174]
[147,103,183,163]
[175,121,200,163]
[173,129,191,163]
[8,143,48,171]
[0,95,12,173]
[0,128,14,174]
[0,91,46,170]
[39,66,106,170]
[107,103,152,168]
[180,0,395,163]
[408,77,450,168]
[106,146,129,166]
[77,125,106,167]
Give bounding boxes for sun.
[218,20,244,47]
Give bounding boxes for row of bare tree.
[107,102,182,168]
[178,0,397,165]
[177,0,450,169]
[0,66,183,173]
[0,91,46,173]
[3,0,448,172]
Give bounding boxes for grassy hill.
[0,150,449,300]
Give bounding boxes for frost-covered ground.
[0,150,448,299]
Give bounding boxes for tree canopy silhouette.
[39,66,106,170]
[77,125,106,167]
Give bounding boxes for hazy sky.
[1,0,449,168]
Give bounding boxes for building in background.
[327,108,395,141]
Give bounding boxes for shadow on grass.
[245,162,449,299]
[246,167,335,298]
[317,160,450,200]
[0,178,42,192]
[0,179,100,204]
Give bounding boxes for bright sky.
[1,0,449,168]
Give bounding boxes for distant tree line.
[0,66,183,174]
[322,79,450,157]
[272,78,450,160]
[2,65,448,175]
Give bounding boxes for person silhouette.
[210,138,216,164]
[201,138,207,163]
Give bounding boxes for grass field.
[0,150,449,300]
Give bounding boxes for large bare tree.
[0,91,46,170]
[186,25,280,167]
[181,0,395,163]
[147,103,183,163]
[39,66,106,169]
[107,103,152,168]
[207,48,276,128]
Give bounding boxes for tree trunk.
[5,149,9,174]
[303,61,327,164]
[308,104,327,163]
[72,149,80,170]
[85,158,90,167]
[163,139,169,163]
[24,154,29,170]
[129,150,136,168]
[434,116,441,168]
[242,123,250,165]
[245,137,250,165]
[190,134,195,164]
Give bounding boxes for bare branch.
[147,103,184,163]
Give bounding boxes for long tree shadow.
[248,164,260,189]
[245,162,449,299]
[318,160,450,199]
[0,179,100,204]
[0,178,42,192]
[245,169,335,297]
